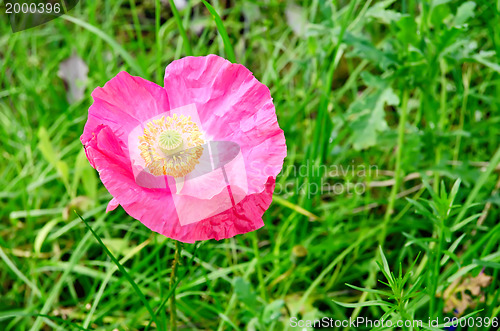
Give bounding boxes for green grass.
[1,0,500,330]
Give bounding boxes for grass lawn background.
[1,0,500,330]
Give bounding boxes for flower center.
[158,130,183,154]
[138,114,204,177]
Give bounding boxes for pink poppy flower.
[81,55,286,243]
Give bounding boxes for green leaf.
[333,299,393,308]
[404,275,425,300]
[406,198,437,222]
[441,233,466,266]
[441,250,461,268]
[472,53,500,74]
[360,71,389,89]
[396,15,418,46]
[74,148,98,200]
[101,238,132,257]
[432,0,452,6]
[233,277,259,312]
[451,213,481,231]
[56,160,70,188]
[344,32,398,70]
[262,299,285,324]
[453,1,476,26]
[37,127,58,166]
[365,0,402,24]
[401,251,421,288]
[345,283,392,296]
[403,232,434,251]
[422,178,440,206]
[346,88,399,150]
[37,127,70,191]
[430,2,452,28]
[34,219,59,255]
[378,246,393,284]
[448,178,462,210]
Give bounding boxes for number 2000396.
[5,2,61,14]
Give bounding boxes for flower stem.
[170,240,181,331]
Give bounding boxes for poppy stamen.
[139,114,204,177]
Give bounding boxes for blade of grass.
[30,216,103,331]
[0,247,42,298]
[128,0,147,57]
[472,259,500,269]
[272,195,319,220]
[82,238,152,329]
[345,283,392,296]
[454,145,500,226]
[155,0,163,81]
[296,225,381,317]
[2,312,90,330]
[170,0,193,56]
[333,300,393,308]
[202,1,236,63]
[76,212,159,329]
[381,88,409,243]
[61,15,146,77]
